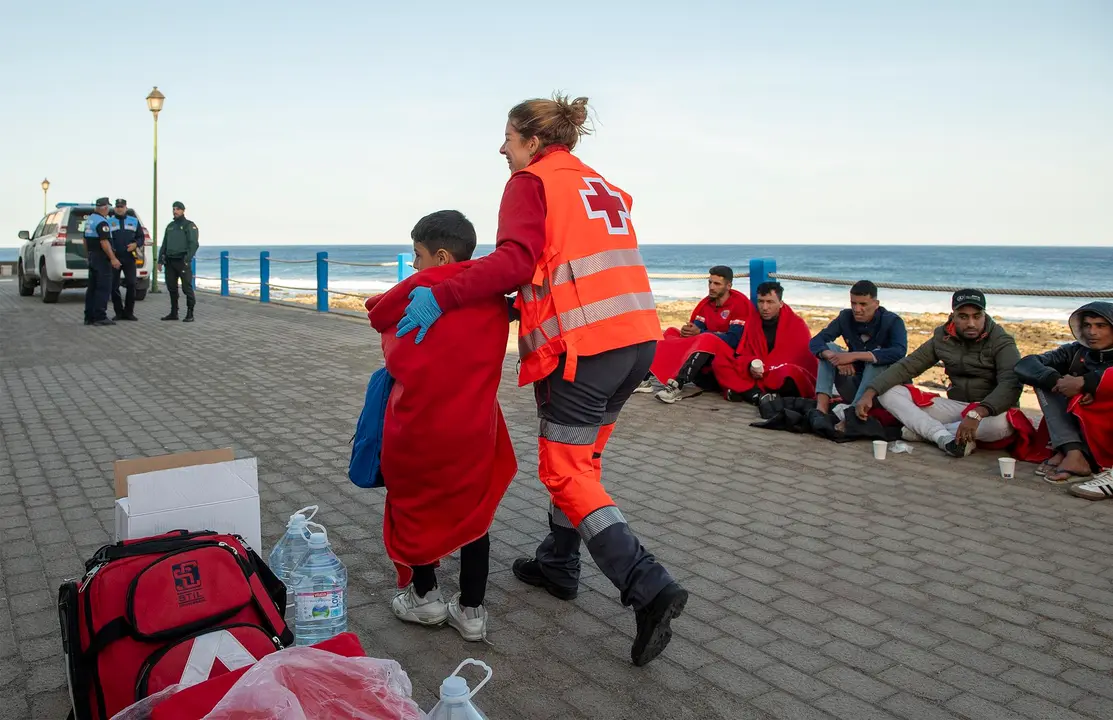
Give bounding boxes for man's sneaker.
[511,558,578,600]
[901,426,924,443]
[183,309,195,323]
[92,319,116,327]
[390,585,448,626]
[161,313,179,321]
[631,582,688,666]
[446,593,488,642]
[943,438,975,458]
[1068,469,1113,500]
[655,380,684,404]
[758,393,780,405]
[632,379,655,394]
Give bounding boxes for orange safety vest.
[515,150,662,386]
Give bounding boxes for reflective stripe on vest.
[519,291,657,354]
[518,247,646,303]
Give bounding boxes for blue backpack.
[348,367,394,488]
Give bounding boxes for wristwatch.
[965,410,982,422]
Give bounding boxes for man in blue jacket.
[809,281,908,414]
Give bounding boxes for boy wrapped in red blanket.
[364,210,516,642]
[711,281,818,403]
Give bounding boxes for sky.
[2,1,1111,248]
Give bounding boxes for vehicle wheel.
[18,262,34,296]
[40,261,60,304]
[135,289,147,302]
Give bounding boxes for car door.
[26,217,47,276]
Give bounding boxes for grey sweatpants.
[878,385,1014,446]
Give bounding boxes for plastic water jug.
[268,505,318,623]
[290,523,348,645]
[427,659,492,720]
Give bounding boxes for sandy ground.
[283,293,1071,410]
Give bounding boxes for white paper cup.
[998,457,1016,479]
[751,359,764,373]
[873,440,887,460]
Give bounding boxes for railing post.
[316,251,328,312]
[749,257,777,301]
[397,253,415,281]
[191,257,198,291]
[259,251,270,303]
[219,251,229,296]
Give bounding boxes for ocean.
[3,244,1108,322]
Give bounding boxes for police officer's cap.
[172,201,185,210]
[95,197,110,207]
[115,198,127,207]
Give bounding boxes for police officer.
[107,198,142,321]
[83,197,122,326]
[158,201,198,322]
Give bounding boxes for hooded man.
[856,289,1022,457]
[1016,301,1113,494]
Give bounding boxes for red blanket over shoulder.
[649,291,751,383]
[712,304,818,397]
[1071,368,1113,468]
[365,263,517,587]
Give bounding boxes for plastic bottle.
[427,659,492,720]
[268,505,318,624]
[290,523,348,646]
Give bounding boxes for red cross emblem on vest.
[579,177,630,235]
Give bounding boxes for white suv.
[18,203,152,303]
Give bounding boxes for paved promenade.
[2,280,1112,720]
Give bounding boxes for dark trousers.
[534,342,674,610]
[111,260,137,318]
[84,253,111,322]
[412,534,490,608]
[165,258,195,313]
[676,351,719,390]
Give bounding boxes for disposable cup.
[751,359,764,373]
[998,457,1016,479]
[873,440,887,460]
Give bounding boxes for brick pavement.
[1,280,1112,719]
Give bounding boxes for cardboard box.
[114,451,262,552]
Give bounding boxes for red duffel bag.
[57,530,293,720]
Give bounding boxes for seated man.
[713,282,817,404]
[856,289,1021,457]
[1015,301,1113,489]
[810,280,907,414]
[649,265,750,403]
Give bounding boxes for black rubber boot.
[183,308,195,323]
[632,582,688,666]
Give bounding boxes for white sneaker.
[391,586,448,626]
[1069,469,1113,500]
[901,426,924,443]
[447,593,488,642]
[655,380,684,404]
[633,379,655,394]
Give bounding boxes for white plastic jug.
[427,659,492,720]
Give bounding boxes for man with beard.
[856,289,1021,457]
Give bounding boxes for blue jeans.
[814,342,887,404]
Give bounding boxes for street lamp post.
[41,178,50,216]
[146,87,165,293]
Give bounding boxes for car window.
[68,210,93,236]
[44,212,60,235]
[31,218,47,239]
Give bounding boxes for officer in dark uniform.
[83,197,122,326]
[107,198,142,321]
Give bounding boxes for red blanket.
[649,291,751,383]
[365,263,517,587]
[1070,368,1113,468]
[712,304,818,396]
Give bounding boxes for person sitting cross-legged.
[1015,301,1113,492]
[809,280,907,416]
[856,289,1021,458]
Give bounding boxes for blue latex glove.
[395,286,442,344]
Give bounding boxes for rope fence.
[193,250,1106,316]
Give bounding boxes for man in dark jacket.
[809,280,907,413]
[158,201,199,322]
[108,199,143,321]
[1016,301,1113,485]
[856,289,1022,457]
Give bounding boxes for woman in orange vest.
[396,94,687,666]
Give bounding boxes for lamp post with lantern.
[41,178,50,216]
[146,87,165,292]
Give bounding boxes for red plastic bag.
[201,647,424,720]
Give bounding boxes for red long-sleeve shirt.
[431,145,570,312]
